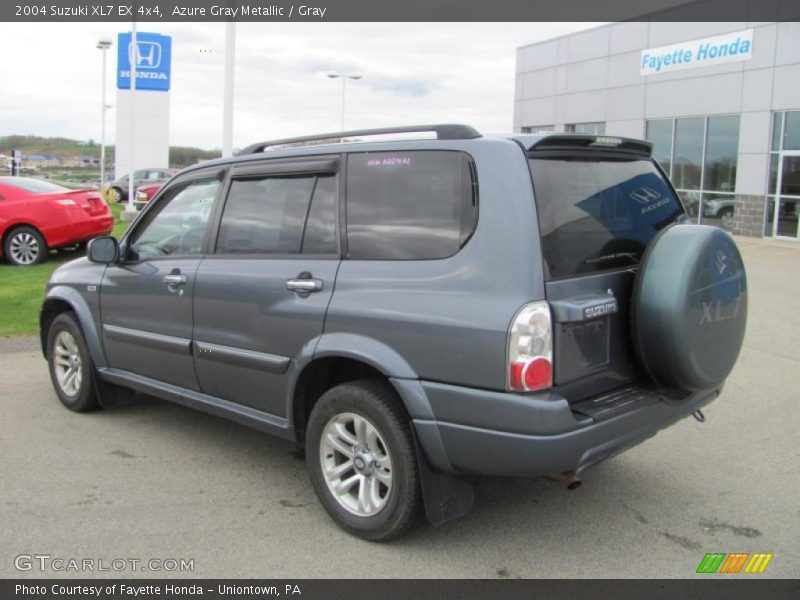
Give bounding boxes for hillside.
[0,135,221,168]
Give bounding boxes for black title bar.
[3,579,800,600]
[3,0,800,22]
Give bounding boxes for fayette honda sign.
[640,29,753,76]
[117,32,172,91]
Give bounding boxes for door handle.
[163,274,187,286]
[286,278,323,293]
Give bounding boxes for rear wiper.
[584,252,640,265]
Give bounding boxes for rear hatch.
[524,135,685,405]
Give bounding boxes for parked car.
[0,177,113,266]
[703,197,736,219]
[134,182,164,210]
[40,125,747,541]
[108,168,176,203]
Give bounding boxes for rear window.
[528,155,683,279]
[0,177,69,194]
[346,151,477,260]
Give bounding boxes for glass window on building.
[645,119,673,176]
[672,117,704,192]
[703,116,739,193]
[522,125,555,133]
[646,115,742,232]
[783,111,800,151]
[767,110,800,239]
[565,122,605,135]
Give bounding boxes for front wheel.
[47,313,100,412]
[305,381,422,542]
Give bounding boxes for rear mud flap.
[413,434,475,526]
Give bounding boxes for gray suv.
[40,125,748,541]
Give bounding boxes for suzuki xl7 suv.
[41,125,747,541]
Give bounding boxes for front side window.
[216,175,337,255]
[128,179,220,260]
[346,151,477,260]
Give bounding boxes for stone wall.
[730,194,767,237]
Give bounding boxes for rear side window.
[529,155,683,279]
[216,175,337,255]
[346,151,477,260]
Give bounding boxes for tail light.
[507,301,553,392]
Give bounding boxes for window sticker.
[366,156,412,167]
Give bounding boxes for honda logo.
[117,32,172,91]
[629,186,662,204]
[129,41,162,69]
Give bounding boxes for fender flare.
[41,286,107,368]
[286,332,430,421]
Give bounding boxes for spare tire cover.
[632,224,747,391]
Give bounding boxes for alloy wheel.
[53,330,83,397]
[9,232,40,264]
[319,412,394,517]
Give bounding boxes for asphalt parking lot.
[1,238,798,579]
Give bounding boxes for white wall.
[114,89,170,179]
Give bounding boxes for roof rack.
[237,124,482,156]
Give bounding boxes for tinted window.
[784,110,800,151]
[129,179,219,260]
[346,151,477,260]
[302,176,337,254]
[645,119,673,176]
[672,117,704,190]
[772,112,783,151]
[703,115,739,193]
[0,177,69,194]
[217,176,322,255]
[529,156,683,280]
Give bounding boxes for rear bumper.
[410,381,719,477]
[43,213,114,248]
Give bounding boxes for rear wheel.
[47,313,100,412]
[305,381,422,541]
[4,226,47,266]
[111,187,124,203]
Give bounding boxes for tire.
[305,380,422,542]
[4,226,47,266]
[719,207,735,229]
[112,187,124,203]
[632,224,747,391]
[46,312,100,412]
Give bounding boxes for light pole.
[96,37,112,194]
[126,23,138,216]
[327,73,362,132]
[222,22,236,157]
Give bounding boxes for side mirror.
[87,236,119,264]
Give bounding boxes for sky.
[0,22,600,150]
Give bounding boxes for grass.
[0,203,130,337]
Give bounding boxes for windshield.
[528,155,684,280]
[0,177,70,194]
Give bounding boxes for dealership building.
[514,22,800,239]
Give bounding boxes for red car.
[0,177,113,266]
[134,182,164,209]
